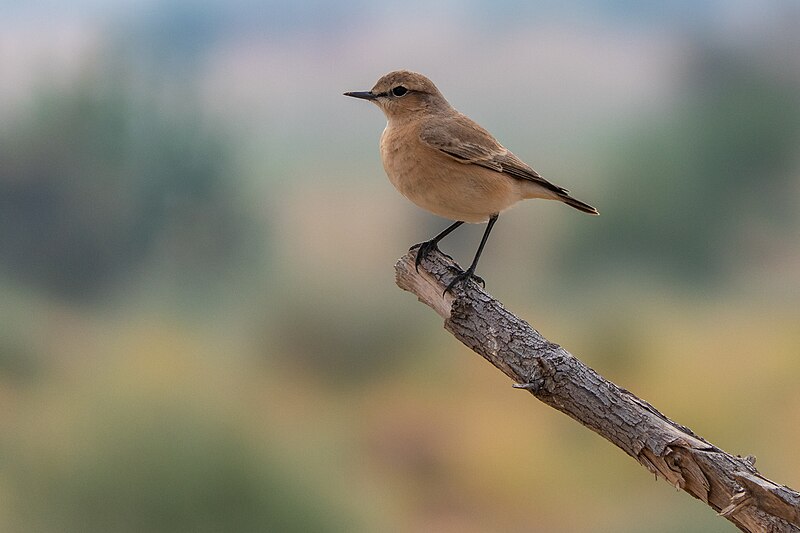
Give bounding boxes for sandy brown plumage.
[418,112,598,215]
[345,70,598,292]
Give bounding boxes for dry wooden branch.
[395,248,800,533]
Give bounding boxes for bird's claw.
[412,240,453,272]
[444,265,484,288]
[443,267,484,295]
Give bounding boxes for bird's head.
[344,70,451,120]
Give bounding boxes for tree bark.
[395,248,800,532]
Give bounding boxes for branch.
[395,249,800,533]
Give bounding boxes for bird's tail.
[559,193,599,215]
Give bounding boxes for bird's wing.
[419,113,568,195]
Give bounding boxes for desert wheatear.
[345,70,598,293]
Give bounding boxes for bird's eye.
[391,86,408,97]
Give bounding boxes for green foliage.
[565,47,800,282]
[0,66,246,300]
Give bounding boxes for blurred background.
[1,0,799,531]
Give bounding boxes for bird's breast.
[379,121,523,223]
[380,123,425,196]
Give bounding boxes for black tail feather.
[560,194,599,215]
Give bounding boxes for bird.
[344,70,598,294]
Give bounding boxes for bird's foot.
[411,240,447,272]
[444,265,484,288]
[444,266,484,295]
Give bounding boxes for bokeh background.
[1,1,799,531]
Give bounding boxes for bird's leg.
[444,214,498,295]
[411,220,464,272]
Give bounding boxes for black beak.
[344,91,378,101]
